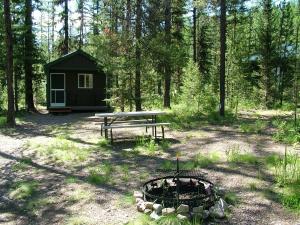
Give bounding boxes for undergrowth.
[273,119,300,144]
[226,145,260,166]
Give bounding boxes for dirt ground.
[0,111,299,225]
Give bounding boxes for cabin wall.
[47,69,106,108]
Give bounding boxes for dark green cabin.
[44,50,107,111]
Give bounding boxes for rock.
[218,198,228,211]
[162,207,175,215]
[177,204,189,214]
[177,214,188,220]
[135,198,143,203]
[133,191,143,199]
[192,206,203,214]
[137,202,146,212]
[144,209,152,214]
[209,204,225,219]
[203,210,210,219]
[150,211,160,220]
[153,204,162,215]
[144,201,154,210]
[205,184,212,195]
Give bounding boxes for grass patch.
[134,136,160,155]
[87,163,114,185]
[65,176,79,184]
[280,183,300,211]
[94,138,111,152]
[126,214,154,225]
[11,159,32,171]
[264,148,300,212]
[120,164,130,182]
[248,182,259,191]
[226,145,260,166]
[223,192,239,205]
[65,216,92,225]
[117,192,135,208]
[29,138,91,165]
[239,120,268,134]
[194,152,221,168]
[266,149,300,185]
[9,181,38,200]
[25,196,56,215]
[272,119,300,144]
[67,189,94,203]
[160,160,175,170]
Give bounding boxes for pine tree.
[3,0,15,126]
[24,0,36,111]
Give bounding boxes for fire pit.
[134,155,230,221]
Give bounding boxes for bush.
[273,119,300,144]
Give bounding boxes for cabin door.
[50,73,65,107]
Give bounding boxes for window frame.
[78,73,93,89]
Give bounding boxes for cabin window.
[78,74,93,89]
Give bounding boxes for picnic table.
[95,111,169,142]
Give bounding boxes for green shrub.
[267,149,300,186]
[273,119,300,144]
[280,183,300,211]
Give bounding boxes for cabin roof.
[44,49,101,72]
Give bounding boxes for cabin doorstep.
[44,49,108,112]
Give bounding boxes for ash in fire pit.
[134,155,231,221]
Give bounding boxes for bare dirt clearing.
[0,111,299,225]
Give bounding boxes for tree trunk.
[135,0,142,111]
[93,0,100,35]
[164,0,172,108]
[4,0,15,126]
[63,0,69,55]
[219,0,226,116]
[79,0,84,48]
[126,0,133,111]
[193,7,197,62]
[25,0,36,112]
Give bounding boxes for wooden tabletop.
[95,110,167,118]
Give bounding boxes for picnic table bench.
[95,111,170,143]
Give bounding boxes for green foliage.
[266,149,300,186]
[87,163,114,185]
[67,189,94,203]
[117,192,135,208]
[180,60,218,114]
[273,119,300,144]
[280,183,300,211]
[9,181,38,200]
[239,120,268,134]
[134,136,163,155]
[224,192,239,205]
[0,115,5,127]
[226,145,260,165]
[161,160,175,170]
[29,138,91,165]
[194,152,221,168]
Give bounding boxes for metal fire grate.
[142,158,216,209]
